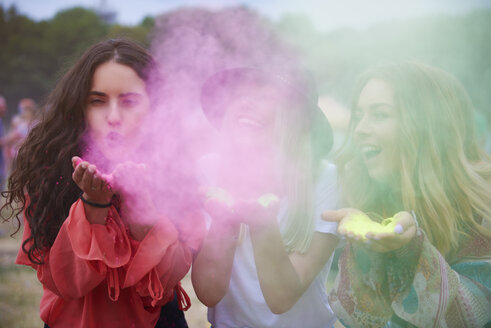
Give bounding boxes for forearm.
[191,221,240,307]
[49,222,110,299]
[249,221,304,314]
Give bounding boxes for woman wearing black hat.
[192,67,340,327]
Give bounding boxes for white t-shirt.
[206,163,339,328]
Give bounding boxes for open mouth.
[361,145,381,161]
[237,116,266,129]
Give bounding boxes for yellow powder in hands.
[205,187,234,207]
[257,193,279,208]
[341,213,400,240]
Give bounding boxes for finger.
[343,236,366,247]
[388,212,415,236]
[366,224,417,252]
[72,156,83,169]
[364,236,399,253]
[72,161,88,184]
[81,164,96,191]
[101,173,113,185]
[322,208,356,222]
[101,173,113,192]
[205,197,232,209]
[400,224,417,241]
[232,199,254,217]
[91,172,103,192]
[362,232,396,250]
[110,166,123,189]
[205,199,236,221]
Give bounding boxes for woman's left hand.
[110,161,156,239]
[322,208,417,253]
[233,196,279,231]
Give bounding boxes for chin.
[366,165,385,181]
[369,170,397,189]
[106,149,129,161]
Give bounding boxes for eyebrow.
[119,92,142,98]
[369,102,393,110]
[88,91,106,97]
[88,91,142,98]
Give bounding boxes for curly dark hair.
[1,39,157,264]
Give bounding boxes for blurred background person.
[2,98,38,175]
[0,95,7,190]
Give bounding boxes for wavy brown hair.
[1,39,157,264]
[337,62,491,257]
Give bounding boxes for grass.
[0,220,43,328]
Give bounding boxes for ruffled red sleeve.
[126,210,206,308]
[16,198,206,310]
[48,199,131,300]
[15,199,132,300]
[66,200,131,270]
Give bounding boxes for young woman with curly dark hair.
[2,38,203,328]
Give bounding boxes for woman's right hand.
[201,186,242,230]
[72,156,113,204]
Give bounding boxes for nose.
[354,114,371,138]
[107,101,122,127]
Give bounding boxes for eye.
[88,98,105,106]
[120,97,140,107]
[372,109,390,121]
[122,99,136,106]
[352,109,363,123]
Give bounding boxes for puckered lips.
[105,131,124,147]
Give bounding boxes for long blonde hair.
[337,62,491,256]
[275,74,332,253]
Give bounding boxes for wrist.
[80,192,112,204]
[81,193,113,207]
[212,219,240,235]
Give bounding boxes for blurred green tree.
[275,9,491,120]
[0,5,153,121]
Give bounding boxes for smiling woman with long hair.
[323,62,491,327]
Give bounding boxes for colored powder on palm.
[205,187,234,207]
[342,213,398,240]
[257,193,279,208]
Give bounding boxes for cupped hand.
[109,161,159,238]
[109,161,149,198]
[201,186,242,228]
[322,208,417,253]
[233,196,279,231]
[72,156,113,203]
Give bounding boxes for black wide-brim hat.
[200,67,334,159]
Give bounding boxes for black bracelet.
[80,195,112,208]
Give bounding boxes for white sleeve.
[313,163,339,234]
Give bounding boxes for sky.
[2,0,491,32]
